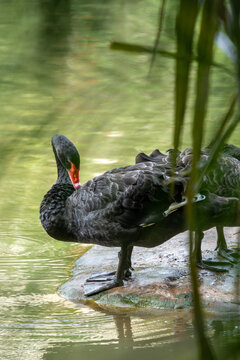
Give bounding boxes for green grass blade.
[110,41,233,75]
[148,0,167,77]
[188,2,222,359]
[110,41,174,57]
[197,108,240,192]
[172,0,199,170]
[192,0,221,165]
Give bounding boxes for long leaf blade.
[173,0,199,169]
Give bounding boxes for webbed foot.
[84,245,133,297]
[84,269,132,296]
[86,269,132,283]
[197,259,231,272]
[216,226,240,264]
[218,247,240,264]
[84,278,124,297]
[86,271,116,282]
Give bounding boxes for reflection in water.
[42,313,240,360]
[41,311,194,360]
[0,0,239,359]
[39,0,72,58]
[114,315,133,348]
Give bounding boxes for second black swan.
[136,146,240,269]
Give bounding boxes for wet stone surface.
[59,228,240,312]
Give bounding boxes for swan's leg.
[86,246,133,282]
[84,244,132,296]
[216,225,240,263]
[195,230,231,272]
[119,245,133,278]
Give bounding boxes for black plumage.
[136,146,240,268]
[40,136,186,246]
[40,135,240,295]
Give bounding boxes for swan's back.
[136,146,240,198]
[65,161,185,246]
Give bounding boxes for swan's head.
[52,134,81,189]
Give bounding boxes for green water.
[0,1,239,359]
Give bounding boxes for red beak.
[68,163,80,189]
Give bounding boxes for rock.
[58,227,240,312]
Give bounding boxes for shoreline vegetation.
[111,1,240,359]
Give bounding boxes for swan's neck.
[53,147,72,185]
[40,184,75,241]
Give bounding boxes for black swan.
[136,146,240,269]
[40,135,239,296]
